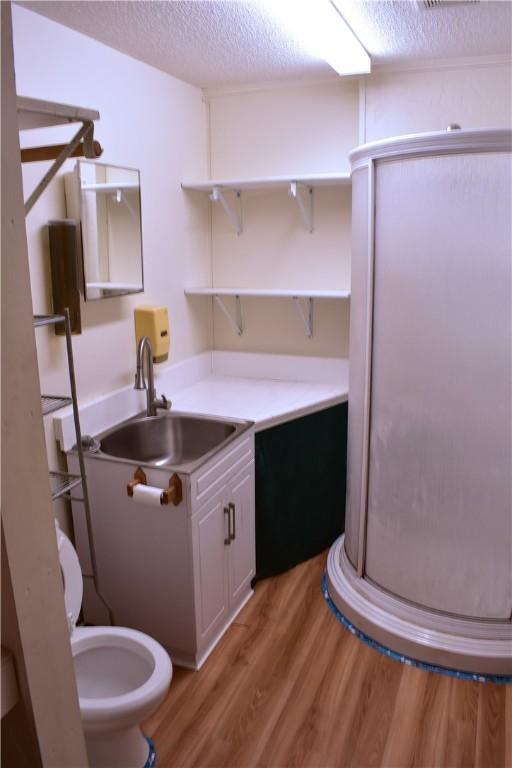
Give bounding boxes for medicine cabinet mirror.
[65,160,144,300]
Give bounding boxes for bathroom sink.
[96,411,251,472]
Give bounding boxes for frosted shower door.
[365,152,512,620]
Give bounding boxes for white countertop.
[171,374,347,432]
[54,351,349,451]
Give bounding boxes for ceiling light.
[259,0,370,76]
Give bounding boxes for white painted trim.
[203,74,352,98]
[204,94,215,349]
[372,53,511,75]
[326,538,512,675]
[202,55,510,99]
[350,129,512,171]
[358,77,366,146]
[211,350,348,383]
[357,158,374,577]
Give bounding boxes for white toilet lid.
[55,522,83,634]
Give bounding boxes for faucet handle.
[154,393,171,411]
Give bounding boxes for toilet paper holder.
[127,466,182,506]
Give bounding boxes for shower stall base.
[326,537,512,677]
[331,128,512,680]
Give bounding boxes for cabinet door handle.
[224,506,231,545]
[229,502,236,541]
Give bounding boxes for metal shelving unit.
[23,95,113,623]
[20,97,101,506]
[33,310,89,503]
[34,310,113,621]
[49,471,83,501]
[41,395,73,416]
[33,313,66,327]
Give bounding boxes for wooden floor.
[144,552,512,768]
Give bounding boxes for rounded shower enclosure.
[327,128,512,675]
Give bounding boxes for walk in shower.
[327,128,512,674]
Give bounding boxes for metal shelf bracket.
[115,189,137,219]
[289,182,313,233]
[210,186,242,235]
[293,296,314,337]
[213,294,244,335]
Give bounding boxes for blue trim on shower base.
[322,573,512,684]
[143,734,156,768]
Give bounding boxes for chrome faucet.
[134,336,171,417]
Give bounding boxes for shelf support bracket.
[24,120,96,215]
[293,296,314,338]
[114,189,137,219]
[214,294,243,335]
[210,186,242,235]
[289,182,313,233]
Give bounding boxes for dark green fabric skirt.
[255,402,347,581]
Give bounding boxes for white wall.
[13,5,511,374]
[363,61,511,142]
[206,81,358,357]
[206,60,511,358]
[12,5,211,531]
[13,4,211,406]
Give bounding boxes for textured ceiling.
[16,0,512,89]
[333,0,512,65]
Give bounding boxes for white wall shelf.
[81,181,139,192]
[181,172,351,234]
[17,96,101,214]
[185,287,350,337]
[181,172,351,192]
[86,281,143,292]
[185,288,349,298]
[17,96,99,131]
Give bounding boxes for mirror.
[65,160,144,300]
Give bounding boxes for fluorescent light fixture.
[259,0,370,76]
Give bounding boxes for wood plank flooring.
[144,552,512,768]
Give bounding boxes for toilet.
[56,522,172,768]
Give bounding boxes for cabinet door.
[194,493,228,640]
[227,461,255,609]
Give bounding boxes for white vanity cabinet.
[192,461,255,656]
[70,428,255,669]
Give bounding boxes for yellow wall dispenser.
[134,305,170,363]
